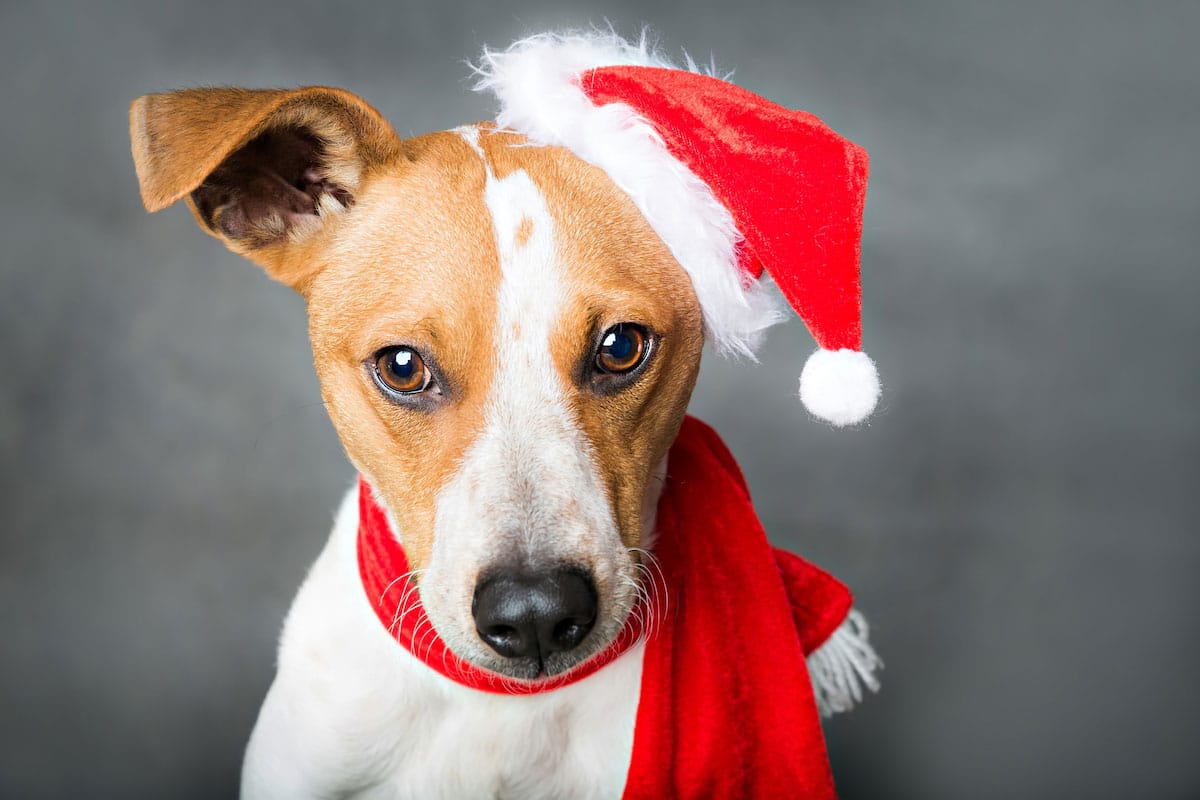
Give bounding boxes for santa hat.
[475,32,881,426]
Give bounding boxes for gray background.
[2,0,1197,797]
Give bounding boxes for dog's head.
[131,88,703,679]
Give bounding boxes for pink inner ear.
[191,126,352,243]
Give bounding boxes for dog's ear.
[130,86,402,289]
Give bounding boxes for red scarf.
[358,416,854,798]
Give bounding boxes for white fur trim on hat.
[799,348,880,427]
[473,31,782,358]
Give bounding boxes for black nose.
[472,568,598,661]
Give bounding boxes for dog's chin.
[469,634,609,683]
[477,652,576,683]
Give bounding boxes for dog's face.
[132,89,703,679]
[310,128,703,677]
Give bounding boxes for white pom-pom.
[799,348,880,426]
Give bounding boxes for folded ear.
[130,86,402,288]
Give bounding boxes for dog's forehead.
[308,125,689,356]
[308,131,495,340]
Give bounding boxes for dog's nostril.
[553,618,587,648]
[479,623,523,654]
[472,568,598,664]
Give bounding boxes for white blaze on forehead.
[454,126,568,452]
[457,125,561,361]
[420,128,629,665]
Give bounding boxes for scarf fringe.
[807,608,882,717]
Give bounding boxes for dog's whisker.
[405,612,427,643]
[391,574,426,619]
[409,614,433,648]
[416,617,443,664]
[640,550,670,624]
[378,568,424,607]
[626,546,669,637]
[615,570,656,639]
[387,587,425,632]
[385,570,428,635]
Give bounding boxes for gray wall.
[2,1,1197,797]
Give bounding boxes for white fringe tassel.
[806,608,882,717]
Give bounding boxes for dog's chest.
[366,643,644,799]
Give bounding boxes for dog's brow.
[356,316,446,351]
[407,317,443,343]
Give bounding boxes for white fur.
[242,487,643,799]
[473,31,783,359]
[798,347,880,427]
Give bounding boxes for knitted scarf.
[357,416,862,798]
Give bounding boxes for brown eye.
[595,324,649,375]
[374,347,430,394]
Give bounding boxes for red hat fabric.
[476,32,881,426]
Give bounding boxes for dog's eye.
[374,347,431,395]
[595,324,650,375]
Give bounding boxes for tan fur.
[306,131,502,571]
[513,215,535,249]
[131,91,703,611]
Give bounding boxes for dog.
[130,33,881,799]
